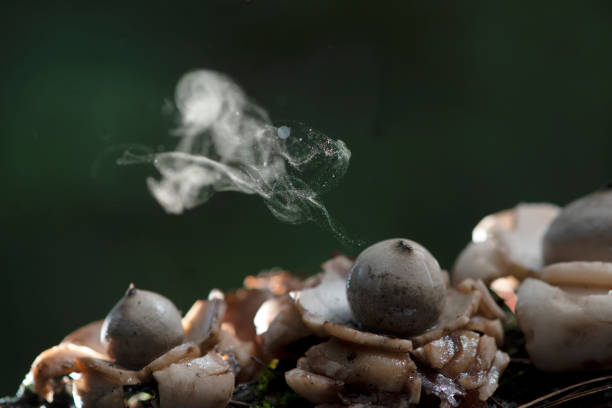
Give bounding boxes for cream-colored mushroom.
[215,328,258,381]
[516,262,612,372]
[285,368,340,405]
[286,338,421,406]
[412,330,508,396]
[153,352,234,408]
[255,295,312,356]
[452,203,560,286]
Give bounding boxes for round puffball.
[100,285,185,369]
[543,187,612,265]
[347,239,446,337]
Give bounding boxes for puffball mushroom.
[100,284,185,369]
[543,187,612,264]
[347,238,446,336]
[288,251,510,406]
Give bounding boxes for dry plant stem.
[517,375,612,408]
[540,384,612,408]
[250,356,274,373]
[489,396,504,407]
[228,400,251,407]
[510,358,531,365]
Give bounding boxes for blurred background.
[2,0,612,394]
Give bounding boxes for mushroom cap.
[100,285,185,369]
[543,188,612,265]
[346,238,446,336]
[452,203,560,286]
[516,276,612,371]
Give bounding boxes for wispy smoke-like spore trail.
[120,70,356,246]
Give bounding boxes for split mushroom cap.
[452,203,560,286]
[543,187,612,265]
[100,285,185,369]
[347,238,446,337]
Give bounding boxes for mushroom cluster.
[25,273,312,408]
[21,238,509,408]
[28,285,235,408]
[285,239,510,407]
[453,187,612,372]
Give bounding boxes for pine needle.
[517,374,612,408]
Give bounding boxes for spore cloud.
[120,70,354,245]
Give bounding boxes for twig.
[228,400,251,407]
[510,358,532,365]
[517,375,612,408]
[489,395,504,407]
[540,384,612,408]
[250,356,275,373]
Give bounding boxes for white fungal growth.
[120,70,353,243]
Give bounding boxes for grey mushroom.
[346,238,446,336]
[100,284,185,369]
[543,187,612,265]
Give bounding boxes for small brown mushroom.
[255,295,312,356]
[30,343,108,399]
[347,239,446,337]
[182,297,226,349]
[100,285,185,369]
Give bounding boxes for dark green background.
[2,0,612,394]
